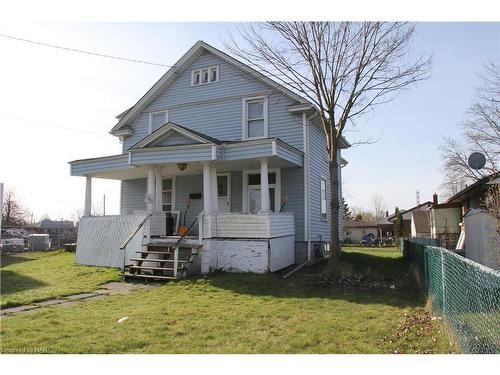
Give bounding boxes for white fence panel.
[76,214,146,269]
[464,209,500,270]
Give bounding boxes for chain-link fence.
[401,239,500,353]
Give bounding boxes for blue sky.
[0,22,498,220]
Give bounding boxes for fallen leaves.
[315,274,409,290]
[382,309,451,354]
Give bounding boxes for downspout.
[302,112,310,261]
[304,112,317,262]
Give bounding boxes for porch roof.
[69,137,303,179]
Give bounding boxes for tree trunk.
[324,147,341,276]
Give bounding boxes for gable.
[152,131,200,147]
[142,51,281,118]
[121,50,306,151]
[112,41,307,134]
[129,122,219,150]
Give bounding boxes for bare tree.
[440,62,500,196]
[351,206,375,222]
[72,209,84,224]
[2,188,28,227]
[372,193,386,224]
[227,22,430,275]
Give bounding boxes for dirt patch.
[315,274,409,290]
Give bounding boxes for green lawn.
[0,247,456,353]
[1,250,120,307]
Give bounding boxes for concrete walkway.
[0,282,157,318]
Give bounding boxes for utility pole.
[103,194,106,216]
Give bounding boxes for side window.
[320,177,327,221]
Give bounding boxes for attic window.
[192,66,218,86]
[148,111,168,134]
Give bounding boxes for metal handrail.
[120,214,151,250]
[120,214,150,274]
[173,211,204,278]
[174,211,204,248]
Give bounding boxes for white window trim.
[148,110,169,134]
[161,176,176,212]
[320,175,328,222]
[242,168,281,214]
[242,96,268,141]
[191,65,219,86]
[217,173,231,212]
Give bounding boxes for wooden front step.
[136,250,175,255]
[121,273,177,281]
[129,257,190,263]
[128,265,186,272]
[147,242,201,249]
[124,240,198,282]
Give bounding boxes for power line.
[0,33,172,68]
[0,113,109,136]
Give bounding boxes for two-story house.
[69,41,349,279]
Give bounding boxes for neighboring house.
[405,171,500,255]
[344,220,378,243]
[410,210,431,238]
[378,212,394,240]
[429,202,462,249]
[387,201,433,237]
[69,41,350,278]
[25,219,77,248]
[445,171,500,214]
[436,171,500,256]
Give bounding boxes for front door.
[217,174,231,212]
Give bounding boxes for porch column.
[259,158,271,213]
[210,164,218,213]
[84,176,92,216]
[146,167,155,213]
[155,168,163,211]
[202,162,212,213]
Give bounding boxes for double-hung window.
[149,111,168,134]
[320,177,328,221]
[243,97,268,139]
